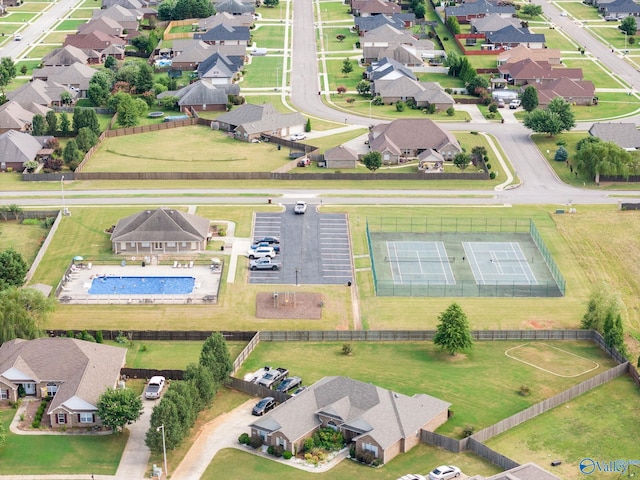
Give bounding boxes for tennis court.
[386,241,455,285]
[463,242,537,285]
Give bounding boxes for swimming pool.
[88,276,195,295]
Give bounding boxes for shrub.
[283,450,292,460]
[358,450,375,464]
[303,437,315,452]
[273,445,284,457]
[556,139,567,146]
[22,219,39,226]
[489,171,496,179]
[446,107,455,116]
[395,101,406,112]
[488,103,498,113]
[267,445,275,455]
[336,85,346,94]
[345,97,355,105]
[350,445,356,458]
[555,146,569,162]
[462,424,475,437]
[249,435,263,449]
[342,343,353,355]
[519,385,531,396]
[238,433,250,445]
[95,330,104,343]
[486,163,492,170]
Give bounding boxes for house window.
[362,443,378,457]
[0,389,7,399]
[258,429,268,442]
[181,242,188,248]
[141,242,150,248]
[383,153,390,161]
[167,242,176,247]
[276,437,287,449]
[402,149,411,156]
[153,242,162,249]
[57,413,67,424]
[79,413,94,424]
[327,421,338,431]
[47,382,57,397]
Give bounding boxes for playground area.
[255,292,323,319]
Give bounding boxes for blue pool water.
[88,276,195,295]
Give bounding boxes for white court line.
[466,243,487,285]
[505,343,600,378]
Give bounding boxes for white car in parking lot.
[294,201,307,214]
[428,465,461,480]
[247,246,277,259]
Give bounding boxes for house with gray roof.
[197,51,243,84]
[250,376,450,464]
[471,14,522,33]
[110,208,212,254]
[170,41,246,71]
[32,63,97,98]
[158,80,231,112]
[324,145,360,169]
[351,0,401,17]
[373,77,454,110]
[77,16,125,37]
[0,101,49,134]
[42,45,90,67]
[589,122,640,150]
[445,0,515,24]
[215,103,305,142]
[365,57,416,82]
[362,24,435,65]
[0,130,47,171]
[368,119,461,164]
[198,12,254,30]
[7,79,79,108]
[354,13,414,35]
[0,338,126,429]
[194,24,250,46]
[215,0,255,15]
[92,5,141,31]
[469,462,561,480]
[486,25,545,49]
[598,0,640,16]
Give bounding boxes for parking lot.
[249,204,353,285]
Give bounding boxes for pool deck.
[57,263,221,305]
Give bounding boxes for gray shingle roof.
[369,119,460,154]
[0,338,126,413]
[215,0,254,14]
[363,23,416,44]
[111,208,211,243]
[324,145,359,161]
[0,130,44,165]
[194,24,250,42]
[355,14,406,33]
[589,122,640,150]
[445,0,515,17]
[471,14,522,33]
[486,25,545,44]
[42,45,89,66]
[604,0,640,13]
[367,57,416,81]
[32,63,97,92]
[0,101,39,130]
[250,376,450,449]
[176,81,228,107]
[217,103,305,134]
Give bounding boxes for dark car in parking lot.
[254,236,280,245]
[252,397,276,416]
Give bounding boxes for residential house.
[77,16,125,37]
[368,119,461,164]
[32,62,97,98]
[157,80,235,112]
[92,5,141,31]
[485,25,545,49]
[110,208,212,254]
[0,101,49,134]
[373,78,454,109]
[42,45,89,67]
[445,0,515,24]
[589,122,640,150]
[470,14,522,33]
[214,0,255,16]
[365,57,416,82]
[350,0,401,17]
[498,58,582,86]
[497,44,561,66]
[197,51,243,84]
[170,40,246,71]
[598,0,640,16]
[0,338,126,429]
[354,13,415,36]
[323,145,360,169]
[530,77,596,106]
[468,462,561,480]
[249,376,450,465]
[7,79,79,108]
[102,0,144,9]
[193,24,250,46]
[0,130,47,170]
[417,148,445,172]
[362,24,435,65]
[198,12,254,30]
[63,31,127,61]
[214,103,305,142]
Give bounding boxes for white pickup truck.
[250,258,280,271]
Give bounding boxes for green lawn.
[255,4,286,21]
[0,408,127,475]
[55,19,87,31]
[562,58,623,89]
[15,59,42,76]
[0,220,49,264]
[531,26,578,50]
[322,27,358,53]
[69,8,94,18]
[41,31,68,43]
[236,341,616,438]
[415,72,466,89]
[327,58,361,91]
[17,2,50,12]
[317,0,353,22]
[85,127,292,172]
[252,25,288,49]
[27,45,60,59]
[203,444,501,480]
[467,55,501,71]
[0,12,37,22]
[557,1,604,20]
[242,55,287,88]
[586,25,633,49]
[486,375,640,480]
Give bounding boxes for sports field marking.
[505,343,600,378]
[464,241,538,285]
[385,241,455,285]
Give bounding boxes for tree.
[117,95,140,127]
[184,363,217,407]
[97,387,143,432]
[191,0,213,17]
[554,146,568,162]
[458,57,476,84]
[0,57,17,94]
[305,118,311,132]
[523,109,564,136]
[135,64,154,94]
[63,139,82,166]
[31,114,46,136]
[581,282,621,333]
[453,152,471,170]
[521,4,542,16]
[199,332,232,385]
[73,108,101,135]
[104,55,118,70]
[620,16,636,36]
[356,80,370,96]
[20,64,27,75]
[157,0,177,20]
[446,15,460,34]
[336,34,346,42]
[60,91,72,106]
[146,394,183,452]
[574,141,631,184]
[0,287,51,344]
[576,135,600,152]
[76,127,99,153]
[341,58,353,77]
[603,312,626,355]
[60,112,71,135]
[413,2,426,18]
[0,248,27,290]
[45,110,58,135]
[433,303,474,355]
[547,97,575,132]
[521,86,538,112]
[362,151,382,172]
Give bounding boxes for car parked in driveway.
[294,201,307,214]
[290,133,307,141]
[144,376,166,399]
[509,99,521,109]
[250,257,280,270]
[247,246,276,259]
[275,376,302,392]
[257,367,288,388]
[428,465,461,480]
[252,397,276,416]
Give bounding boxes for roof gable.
[111,208,211,243]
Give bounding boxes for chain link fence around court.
[366,217,566,298]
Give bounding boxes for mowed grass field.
[0,220,49,265]
[0,408,127,475]
[236,341,617,438]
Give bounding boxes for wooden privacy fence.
[466,438,520,471]
[121,368,184,381]
[228,377,290,404]
[46,330,257,342]
[232,332,260,375]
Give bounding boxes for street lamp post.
[157,424,168,478]
[275,65,280,91]
[61,175,66,215]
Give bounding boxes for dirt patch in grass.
[256,292,323,319]
[522,319,554,329]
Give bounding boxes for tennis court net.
[385,256,455,263]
